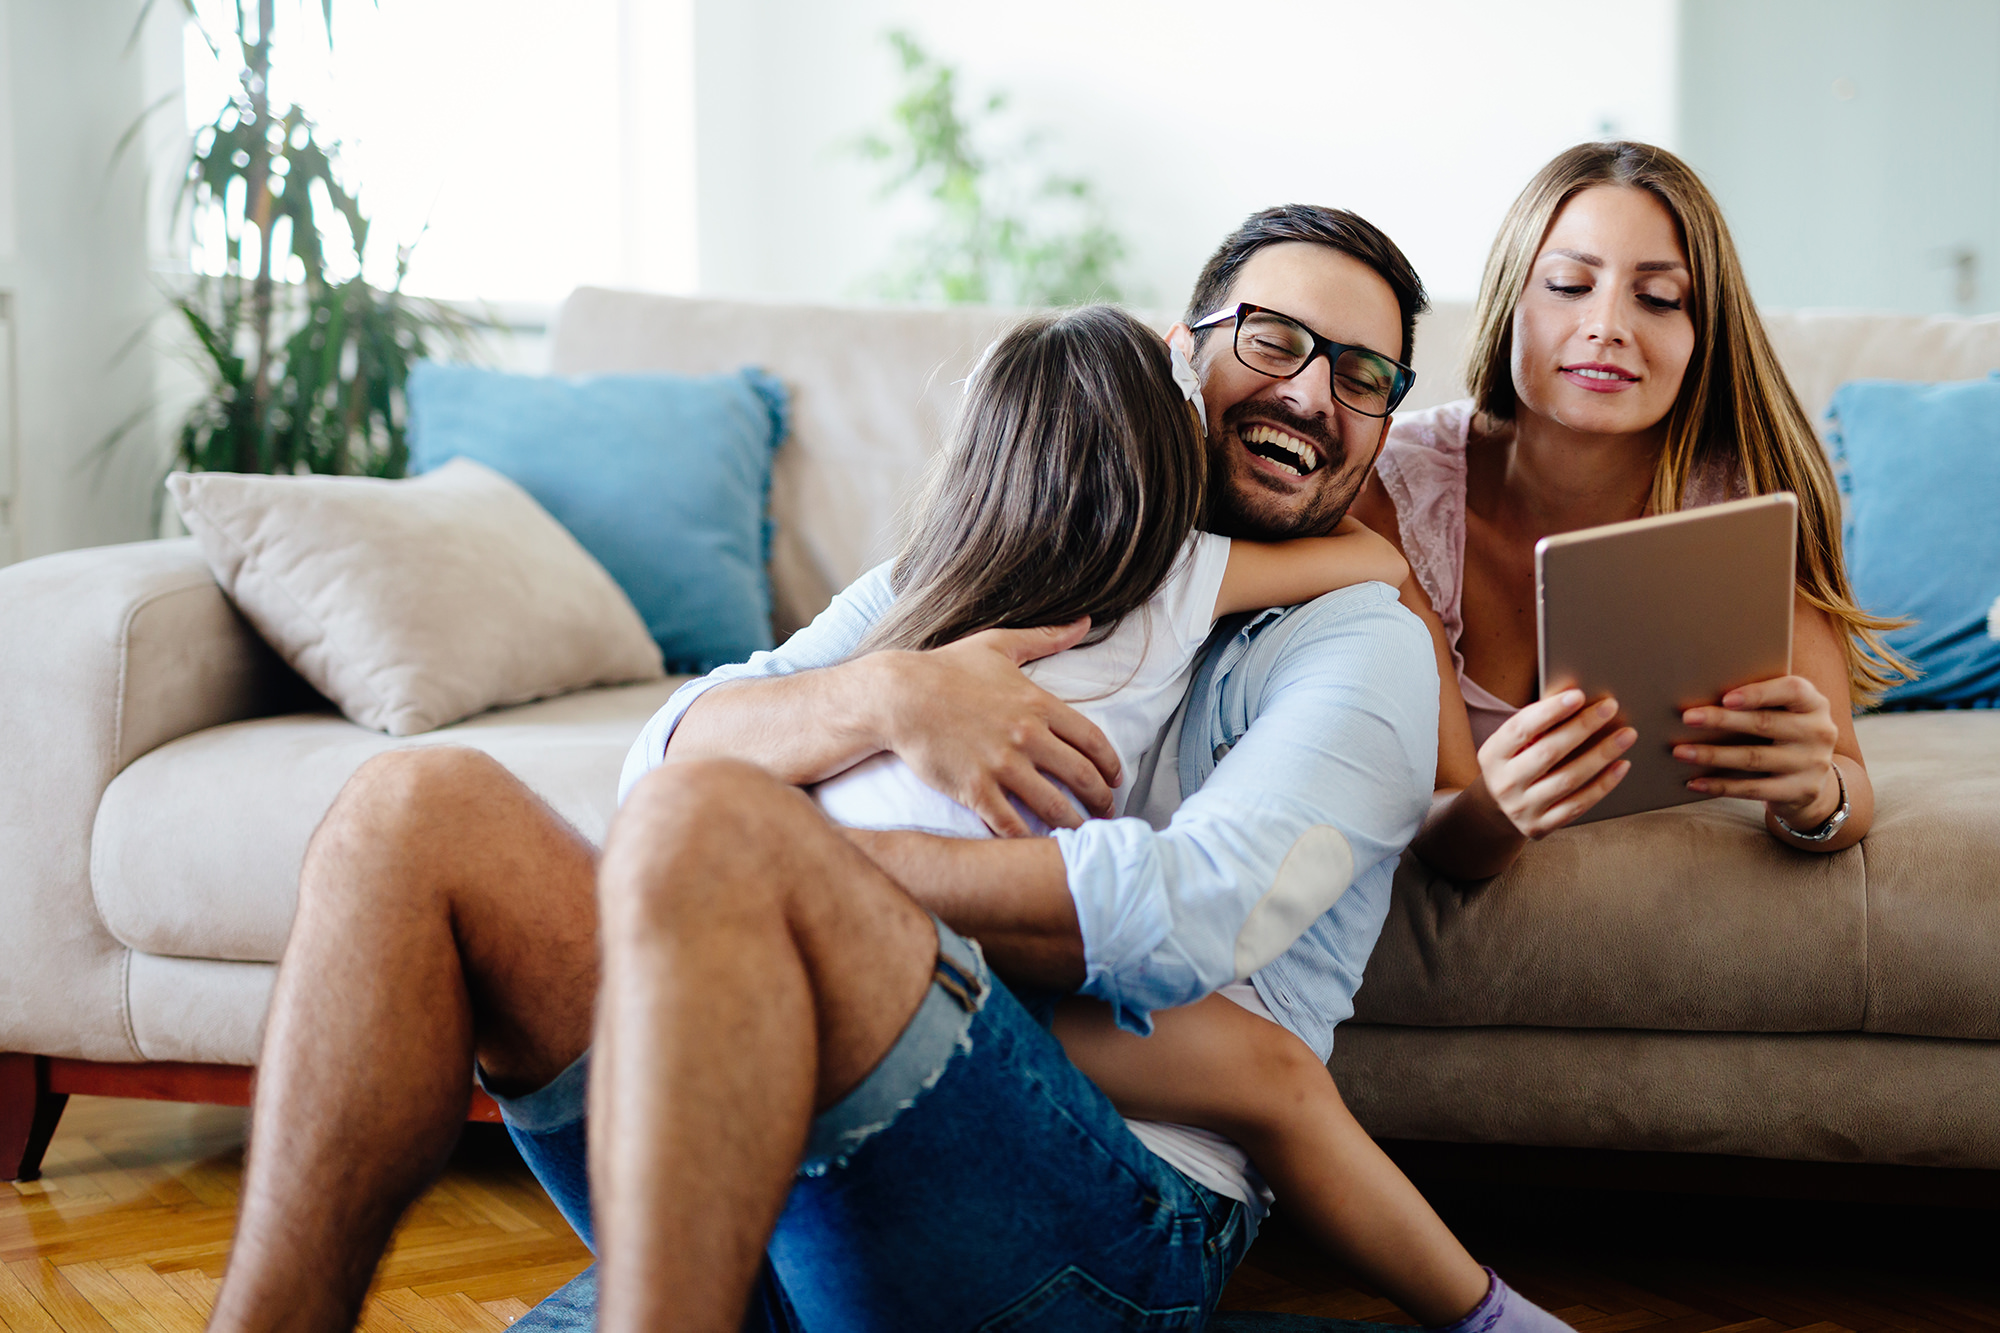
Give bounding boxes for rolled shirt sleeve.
[618,563,896,804]
[1051,583,1439,1036]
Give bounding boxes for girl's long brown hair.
[858,305,1208,655]
[1464,140,1909,705]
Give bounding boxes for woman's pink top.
[1377,401,1743,751]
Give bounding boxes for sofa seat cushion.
[1848,711,2000,1039]
[1352,712,2000,1040]
[92,679,686,963]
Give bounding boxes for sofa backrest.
[550,288,2000,633]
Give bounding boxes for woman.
[1351,141,1906,879]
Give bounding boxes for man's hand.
[869,619,1122,836]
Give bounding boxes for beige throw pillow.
[168,459,666,736]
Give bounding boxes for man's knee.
[601,759,825,929]
[304,746,521,898]
[616,757,816,852]
[331,745,517,831]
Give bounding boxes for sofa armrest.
[0,538,294,1059]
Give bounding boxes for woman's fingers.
[1682,675,1825,727]
[1489,689,1592,760]
[1516,727,1636,835]
[1509,698,1622,785]
[1676,673,1837,786]
[1711,674,1820,713]
[1674,741,1782,772]
[1679,707,1834,750]
[1540,756,1632,832]
[1684,772,1829,806]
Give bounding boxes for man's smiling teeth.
[1568,367,1635,381]
[1241,424,1320,477]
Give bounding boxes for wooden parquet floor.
[6,1097,1997,1332]
[0,1096,590,1333]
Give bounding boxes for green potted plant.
[155,0,478,477]
[856,31,1129,307]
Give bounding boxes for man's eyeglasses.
[1190,303,1415,419]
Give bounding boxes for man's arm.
[619,565,1123,833]
[841,829,1082,989]
[673,624,1123,832]
[1055,585,1438,1032]
[840,584,1437,1034]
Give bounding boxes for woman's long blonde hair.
[1465,140,1908,705]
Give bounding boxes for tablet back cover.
[1536,493,1796,824]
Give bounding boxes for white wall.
[187,0,698,306]
[1679,0,2000,315]
[693,0,1679,316]
[0,0,182,565]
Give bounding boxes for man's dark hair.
[1184,204,1429,364]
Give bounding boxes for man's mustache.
[1219,400,1344,464]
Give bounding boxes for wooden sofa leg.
[1,1054,69,1183]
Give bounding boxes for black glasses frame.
[1191,302,1416,418]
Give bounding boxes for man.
[207,205,1438,1333]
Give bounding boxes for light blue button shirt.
[620,564,1438,1062]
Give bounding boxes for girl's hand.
[1673,675,1841,827]
[1478,689,1637,838]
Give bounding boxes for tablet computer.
[1536,492,1796,824]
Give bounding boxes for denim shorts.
[488,916,1254,1331]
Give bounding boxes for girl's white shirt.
[813,531,1234,835]
[810,529,1277,1219]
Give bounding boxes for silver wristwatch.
[1773,763,1850,842]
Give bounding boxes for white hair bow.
[1170,342,1208,438]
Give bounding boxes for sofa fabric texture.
[168,460,665,736]
[4,294,1999,1169]
[93,680,684,964]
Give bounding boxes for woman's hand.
[1478,689,1637,838]
[1673,675,1841,827]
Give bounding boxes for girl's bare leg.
[1053,995,1489,1327]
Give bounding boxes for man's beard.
[1204,399,1371,540]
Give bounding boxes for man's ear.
[1167,324,1195,359]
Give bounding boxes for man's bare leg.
[210,747,602,1333]
[591,759,939,1333]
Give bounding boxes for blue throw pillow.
[1828,373,2000,708]
[407,363,788,674]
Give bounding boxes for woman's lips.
[1560,363,1640,394]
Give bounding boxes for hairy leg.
[1052,995,1489,1326]
[210,747,601,1333]
[591,759,939,1333]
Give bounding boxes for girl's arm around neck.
[1213,517,1411,618]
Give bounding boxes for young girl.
[816,304,1570,1333]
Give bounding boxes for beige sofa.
[3,289,1997,1182]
